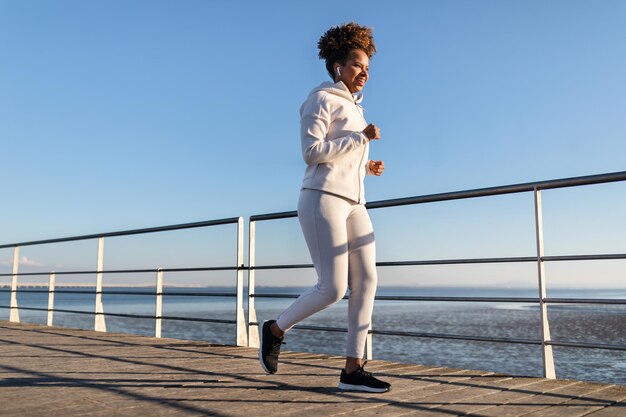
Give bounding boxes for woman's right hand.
[362,123,381,141]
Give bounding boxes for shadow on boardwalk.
[0,322,624,417]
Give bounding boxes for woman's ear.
[333,65,342,81]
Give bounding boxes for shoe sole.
[258,320,276,375]
[337,382,390,393]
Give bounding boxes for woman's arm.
[300,94,369,165]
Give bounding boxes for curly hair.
[317,22,376,79]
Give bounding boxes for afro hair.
[317,22,376,79]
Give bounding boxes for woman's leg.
[275,190,351,332]
[345,204,378,363]
[338,205,390,392]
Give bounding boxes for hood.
[308,81,363,104]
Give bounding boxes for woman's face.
[335,49,370,94]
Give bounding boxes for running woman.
[259,22,390,393]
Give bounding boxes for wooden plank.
[582,403,626,417]
[0,321,624,417]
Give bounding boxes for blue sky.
[1,0,625,288]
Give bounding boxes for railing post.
[366,324,373,360]
[247,219,259,348]
[47,272,56,326]
[94,237,107,332]
[155,268,163,338]
[9,246,20,322]
[534,187,556,379]
[235,217,247,346]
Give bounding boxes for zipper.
[355,100,367,204]
[357,141,367,204]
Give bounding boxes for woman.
[259,22,390,393]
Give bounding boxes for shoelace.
[270,340,284,355]
[354,361,372,377]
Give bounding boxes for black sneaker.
[338,362,391,393]
[259,320,283,374]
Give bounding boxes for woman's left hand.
[369,160,385,176]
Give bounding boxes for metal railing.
[246,170,626,379]
[0,217,248,346]
[1,170,625,378]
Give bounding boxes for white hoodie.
[300,80,371,204]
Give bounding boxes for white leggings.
[276,189,378,358]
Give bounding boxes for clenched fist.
[362,124,381,141]
[368,160,385,176]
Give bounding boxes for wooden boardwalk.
[0,322,624,417]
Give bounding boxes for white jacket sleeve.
[300,94,368,165]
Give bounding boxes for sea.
[1,286,624,386]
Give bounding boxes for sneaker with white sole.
[259,320,283,374]
[338,362,391,393]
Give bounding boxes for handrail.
[0,305,238,324]
[0,289,238,297]
[365,170,626,209]
[250,293,539,303]
[0,266,241,277]
[250,170,626,221]
[0,217,240,249]
[4,251,624,278]
[244,252,626,270]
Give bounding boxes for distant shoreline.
[2,284,626,291]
